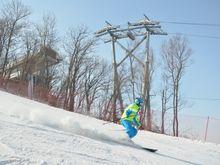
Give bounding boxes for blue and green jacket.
[121,103,141,127]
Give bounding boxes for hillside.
[0,90,220,165]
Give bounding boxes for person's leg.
[121,120,137,138]
[129,127,137,138]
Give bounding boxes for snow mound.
[0,91,128,144]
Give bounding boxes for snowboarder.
[120,97,143,138]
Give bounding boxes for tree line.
[0,0,192,136]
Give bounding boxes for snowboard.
[104,127,158,152]
[141,147,157,152]
[116,138,158,152]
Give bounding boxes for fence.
[152,110,220,144]
[0,77,62,107]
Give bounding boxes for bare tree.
[114,62,132,120]
[97,74,112,121]
[82,57,109,115]
[0,19,7,66]
[62,26,96,112]
[0,0,31,78]
[160,73,172,134]
[161,35,192,136]
[35,13,58,90]
[19,30,39,81]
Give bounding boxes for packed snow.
[0,90,220,165]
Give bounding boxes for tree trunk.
[161,90,165,134]
[175,83,179,137]
[173,86,176,136]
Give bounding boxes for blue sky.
[1,0,220,118]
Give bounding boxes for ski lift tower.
[95,15,167,129]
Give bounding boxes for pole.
[204,116,210,142]
[111,36,118,123]
[146,32,151,131]
[28,74,33,100]
[141,32,151,130]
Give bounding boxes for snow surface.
[0,90,220,165]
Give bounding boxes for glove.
[126,109,132,117]
[139,125,144,130]
[133,118,141,129]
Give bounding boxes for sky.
[1,0,220,118]
[0,90,220,164]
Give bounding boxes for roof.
[5,46,60,71]
[37,46,60,61]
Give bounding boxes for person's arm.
[133,115,141,128]
[126,109,132,117]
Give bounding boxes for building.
[8,46,60,85]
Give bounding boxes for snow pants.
[121,119,137,138]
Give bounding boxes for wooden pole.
[111,36,118,123]
[28,74,33,100]
[141,32,151,130]
[204,116,210,142]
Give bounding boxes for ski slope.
[0,90,220,165]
